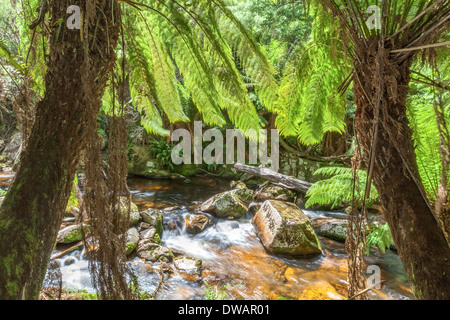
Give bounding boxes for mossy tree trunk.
[353,41,450,299]
[0,0,120,299]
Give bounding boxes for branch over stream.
[233,163,313,193]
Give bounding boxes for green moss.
[168,248,175,261]
[2,253,15,277]
[6,281,20,297]
[15,263,23,276]
[126,242,137,255]
[173,164,199,177]
[66,175,79,211]
[156,214,163,236]
[67,289,98,300]
[66,229,82,243]
[153,233,161,245]
[195,259,202,271]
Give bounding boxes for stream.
[0,171,414,300]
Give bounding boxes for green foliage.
[230,0,311,74]
[65,175,79,211]
[231,0,310,46]
[12,0,46,94]
[407,53,450,202]
[365,223,394,255]
[305,166,379,209]
[117,0,278,137]
[128,280,151,300]
[65,288,98,300]
[202,280,242,300]
[0,40,25,75]
[151,139,174,171]
[0,0,18,55]
[274,7,350,146]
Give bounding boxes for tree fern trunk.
[353,48,450,299]
[0,0,120,299]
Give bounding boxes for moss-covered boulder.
[312,218,348,243]
[254,183,296,202]
[56,224,85,244]
[232,188,253,205]
[128,145,184,179]
[140,208,163,235]
[230,180,247,189]
[200,189,249,219]
[252,200,322,256]
[126,227,140,256]
[139,226,161,245]
[118,197,140,227]
[174,256,202,281]
[137,241,174,262]
[172,164,201,177]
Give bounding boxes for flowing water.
[0,171,414,300]
[126,176,413,300]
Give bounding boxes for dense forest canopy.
[0,0,449,301]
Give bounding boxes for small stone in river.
[185,214,212,235]
[174,256,202,282]
[64,257,76,266]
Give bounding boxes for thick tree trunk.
[354,49,450,299]
[0,0,120,299]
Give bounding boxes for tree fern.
[274,8,350,145]
[305,166,379,209]
[116,0,279,136]
[407,82,443,200]
[407,48,450,202]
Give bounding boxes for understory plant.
[151,139,174,171]
[305,166,379,210]
[202,280,242,300]
[365,223,394,255]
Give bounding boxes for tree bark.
[0,0,120,299]
[354,48,450,299]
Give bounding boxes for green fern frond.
[306,166,379,209]
[119,0,278,135]
[365,223,394,255]
[274,8,350,146]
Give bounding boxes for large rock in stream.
[56,224,85,244]
[140,208,164,235]
[254,183,296,202]
[252,200,322,256]
[1,131,22,165]
[200,188,253,219]
[118,197,140,227]
[312,218,348,243]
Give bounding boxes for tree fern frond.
[275,9,350,146]
[122,0,271,133]
[306,166,379,209]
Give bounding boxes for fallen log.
[51,241,83,260]
[233,163,313,193]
